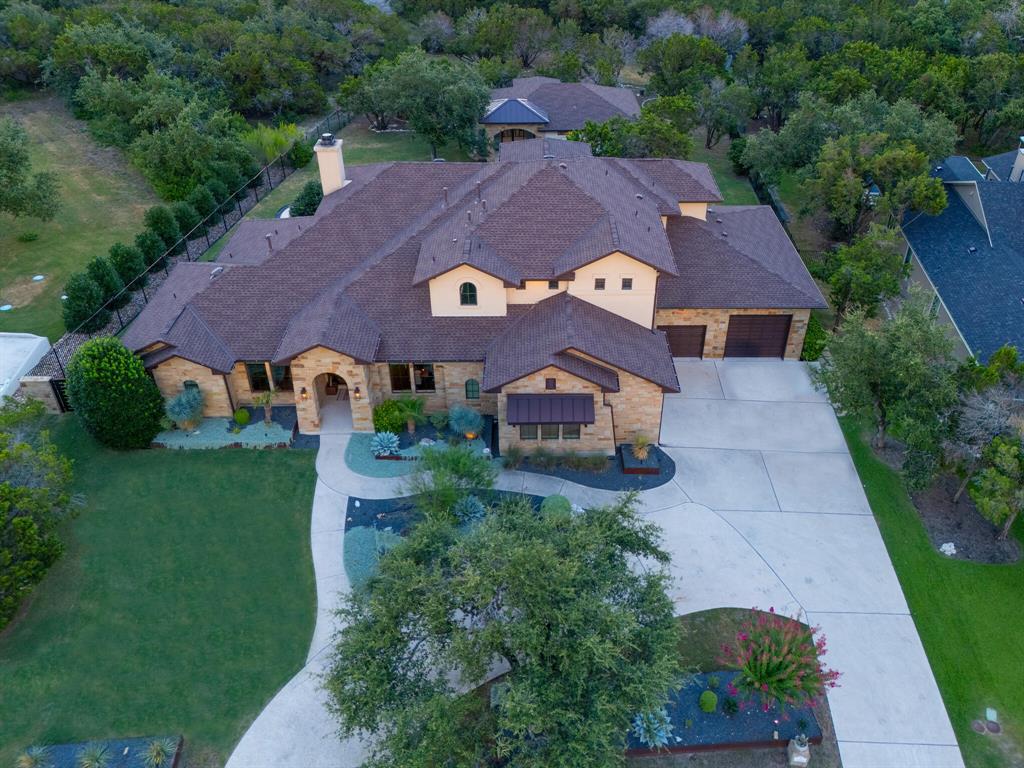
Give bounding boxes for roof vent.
[722,231,728,237]
[968,245,977,254]
[442,187,448,206]
[543,153,556,160]
[210,266,224,280]
[558,162,568,170]
[636,193,644,199]
[715,218,723,223]
[265,233,273,251]
[935,165,943,172]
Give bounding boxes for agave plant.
[76,744,109,768]
[142,737,178,768]
[16,745,52,768]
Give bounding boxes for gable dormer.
[428,264,508,317]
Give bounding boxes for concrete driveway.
[654,360,964,768]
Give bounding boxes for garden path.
[226,361,965,768]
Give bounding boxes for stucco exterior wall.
[428,265,508,317]
[151,356,233,417]
[497,366,615,455]
[654,308,810,359]
[507,280,565,304]
[290,346,374,433]
[567,252,658,327]
[902,245,972,360]
[678,202,708,220]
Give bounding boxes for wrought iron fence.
[31,109,350,382]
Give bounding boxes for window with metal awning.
[506,394,595,424]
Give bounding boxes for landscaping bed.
[19,735,182,768]
[153,416,293,449]
[625,672,822,755]
[508,446,675,490]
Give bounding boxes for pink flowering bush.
[719,608,840,713]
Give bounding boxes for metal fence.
[31,109,350,384]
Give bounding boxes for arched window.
[459,282,478,306]
[465,378,480,400]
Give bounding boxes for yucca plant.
[142,737,178,768]
[631,434,652,461]
[253,391,275,425]
[16,745,52,768]
[76,744,109,768]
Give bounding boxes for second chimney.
[314,133,348,196]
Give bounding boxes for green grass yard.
[841,417,1024,768]
[0,418,316,765]
[0,95,159,341]
[687,133,758,206]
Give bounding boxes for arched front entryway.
[498,128,536,143]
[312,372,352,433]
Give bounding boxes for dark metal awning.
[506,394,595,425]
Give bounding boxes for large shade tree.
[325,493,680,767]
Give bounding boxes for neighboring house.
[481,76,641,144]
[122,135,825,455]
[900,138,1024,361]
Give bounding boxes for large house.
[122,136,825,455]
[481,77,640,144]
[901,138,1024,361]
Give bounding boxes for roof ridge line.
[170,304,235,360]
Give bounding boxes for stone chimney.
[1010,136,1024,183]
[314,133,348,196]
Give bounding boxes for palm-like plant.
[253,391,275,425]
[142,738,178,768]
[393,395,426,435]
[16,745,52,768]
[76,744,109,768]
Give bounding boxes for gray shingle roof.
[481,98,550,125]
[982,148,1021,181]
[487,77,641,131]
[482,293,678,391]
[935,156,984,182]
[497,137,593,162]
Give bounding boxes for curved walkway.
[227,363,964,768]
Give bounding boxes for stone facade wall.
[567,350,665,445]
[290,347,373,433]
[227,362,295,408]
[368,362,497,417]
[151,357,233,417]
[17,376,63,413]
[497,366,615,456]
[654,308,810,360]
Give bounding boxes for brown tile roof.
[658,207,828,309]
[482,293,678,392]
[487,77,641,131]
[123,144,821,377]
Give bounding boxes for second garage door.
[659,325,706,357]
[724,315,792,358]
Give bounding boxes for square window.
[246,363,271,392]
[520,424,538,440]
[413,363,435,392]
[271,365,293,391]
[389,363,412,392]
[541,423,559,440]
[545,377,556,390]
[548,280,559,289]
[621,277,633,290]
[562,423,580,440]
[594,277,606,290]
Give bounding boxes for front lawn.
[0,418,317,765]
[0,94,159,341]
[840,417,1024,768]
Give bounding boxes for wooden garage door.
[724,315,792,358]
[658,325,706,358]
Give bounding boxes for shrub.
[233,408,251,426]
[453,494,486,524]
[86,256,129,310]
[407,444,498,523]
[166,386,204,430]
[205,178,235,216]
[288,139,314,168]
[722,697,739,716]
[540,494,572,520]
[108,242,147,289]
[171,200,202,239]
[291,179,323,216]
[394,395,427,434]
[801,312,828,361]
[74,743,108,768]
[62,272,109,332]
[429,411,449,431]
[720,608,840,712]
[633,708,673,748]
[728,136,749,175]
[66,337,164,449]
[135,229,167,270]
[449,403,483,437]
[187,184,217,220]
[502,443,524,469]
[564,452,608,472]
[632,434,652,461]
[373,399,405,434]
[142,738,178,768]
[699,690,718,713]
[370,431,400,457]
[143,205,183,253]
[707,675,719,689]
[530,446,558,470]
[16,231,38,242]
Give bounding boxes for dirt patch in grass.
[911,475,1021,565]
[0,276,47,307]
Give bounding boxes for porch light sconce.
[300,387,309,401]
[353,386,361,400]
